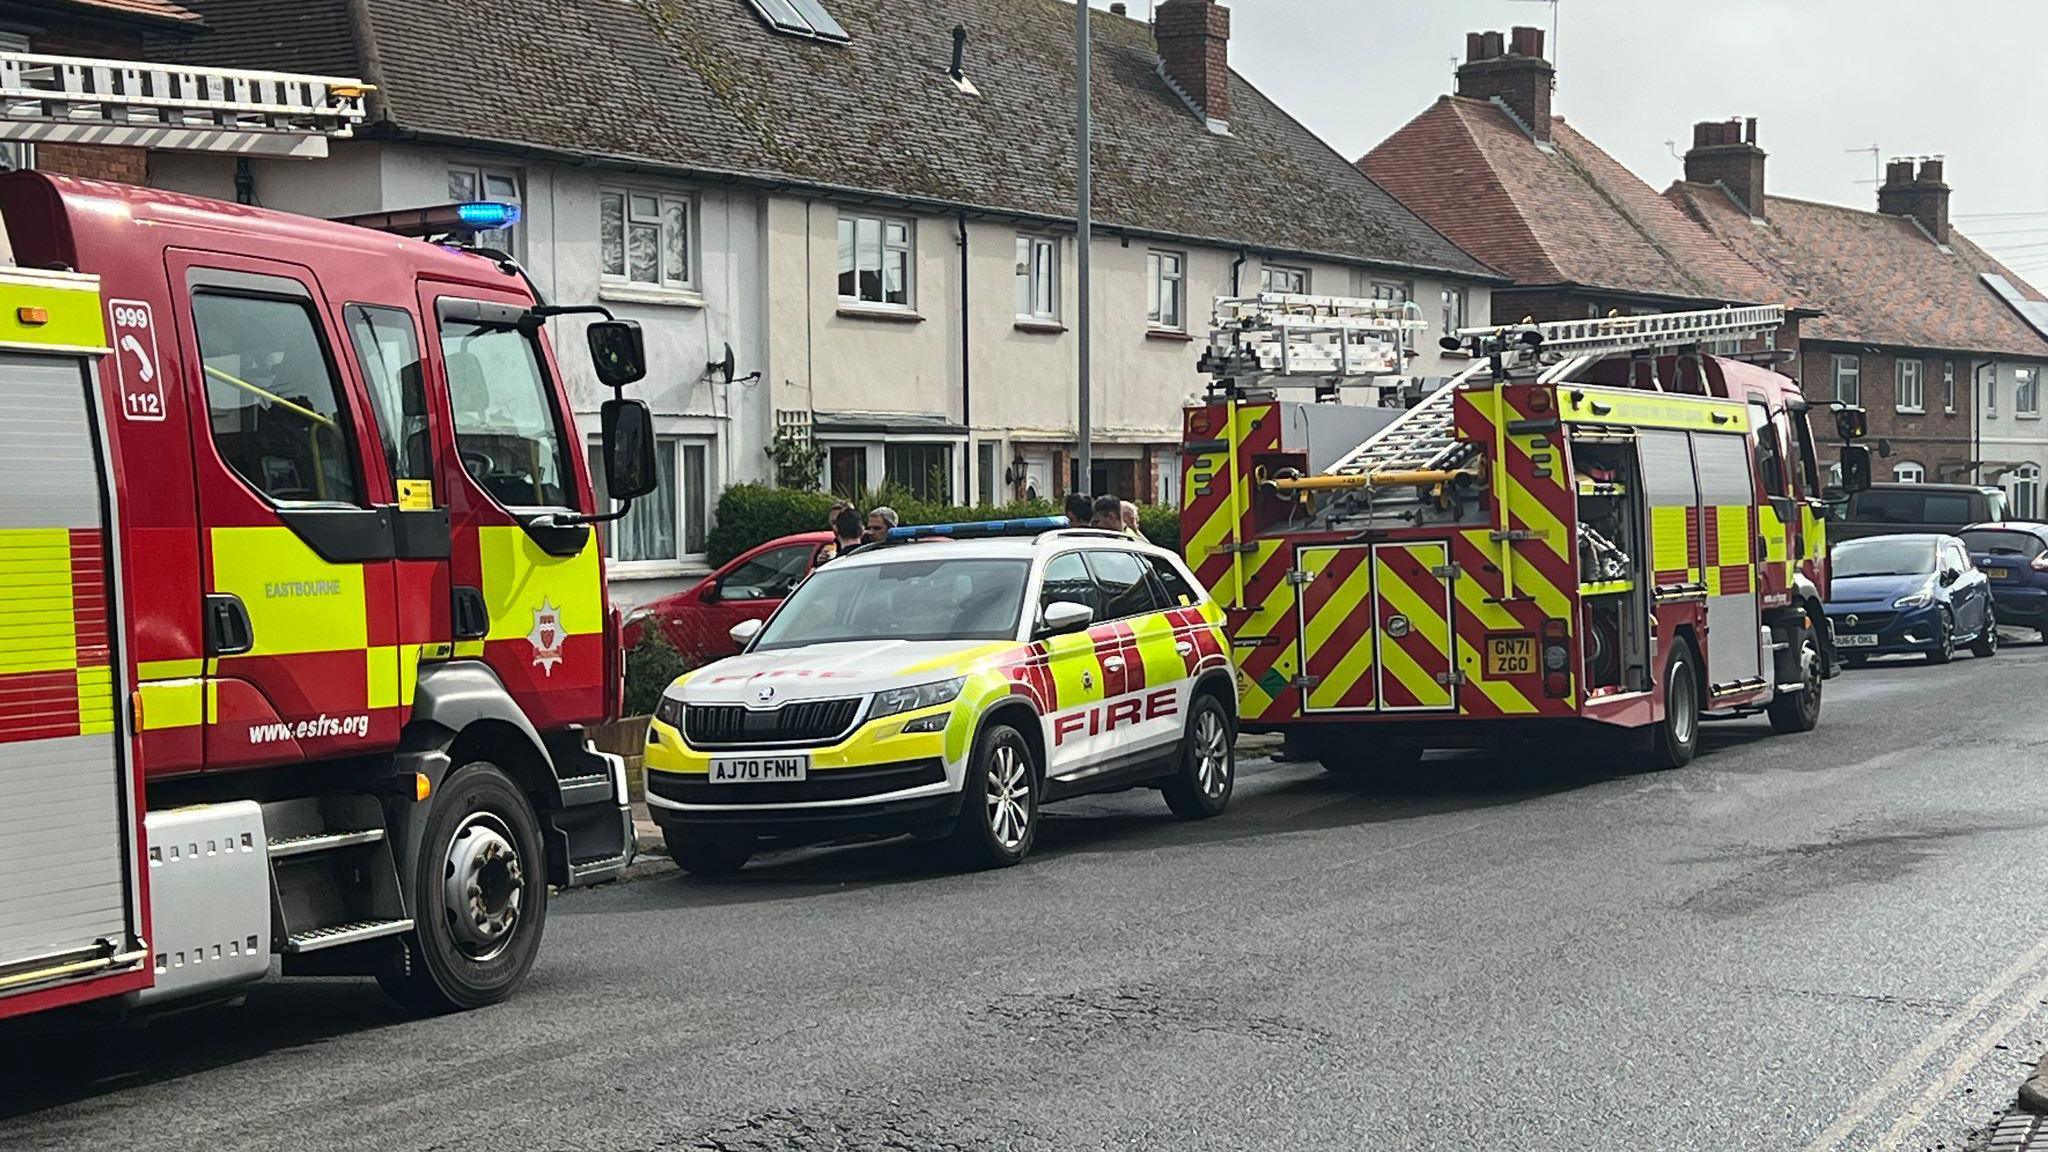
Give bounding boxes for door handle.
[1175,641,1194,656]
[1103,656,1126,672]
[204,593,253,656]
[452,585,489,641]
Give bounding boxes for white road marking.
[1798,933,2048,1152]
[1874,966,2048,1149]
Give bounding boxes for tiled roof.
[158,0,354,75]
[1359,95,1775,303]
[165,0,1496,279]
[53,0,203,25]
[1667,182,2048,359]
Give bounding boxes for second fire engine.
[1181,294,1872,770]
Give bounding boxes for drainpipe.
[1230,248,1247,296]
[957,209,972,436]
[1975,358,1994,483]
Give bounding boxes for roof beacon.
[883,516,1071,542]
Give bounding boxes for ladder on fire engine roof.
[0,51,369,159]
[1322,304,1787,480]
[1204,292,1430,384]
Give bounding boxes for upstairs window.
[2019,366,2041,417]
[1147,250,1185,330]
[1830,354,1860,406]
[1260,265,1308,294]
[1370,280,1412,307]
[741,0,849,42]
[1943,360,1956,414]
[1014,235,1058,321]
[601,189,694,290]
[1441,286,1467,338]
[838,214,913,308]
[1895,358,1923,413]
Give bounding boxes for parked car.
[1828,482,2008,541]
[1959,521,2048,642]
[1824,533,1998,664]
[623,531,834,664]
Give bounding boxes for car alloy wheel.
[986,741,1032,852]
[1194,707,1229,798]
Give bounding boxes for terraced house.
[137,0,1498,602]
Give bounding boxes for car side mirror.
[699,581,720,604]
[600,398,658,501]
[729,618,763,648]
[1940,567,1960,586]
[1038,600,1094,637]
[1834,405,1869,441]
[588,318,647,388]
[1838,444,1873,494]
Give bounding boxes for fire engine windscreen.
[755,557,1030,649]
[195,293,361,504]
[440,319,573,509]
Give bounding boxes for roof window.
[742,0,849,42]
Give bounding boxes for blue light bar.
[454,201,521,229]
[884,515,1070,541]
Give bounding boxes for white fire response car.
[643,519,1238,872]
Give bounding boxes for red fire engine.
[0,52,658,1019]
[1181,295,1871,770]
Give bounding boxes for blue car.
[1825,533,1998,665]
[1960,521,2048,641]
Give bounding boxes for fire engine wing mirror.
[1834,405,1869,441]
[730,618,764,649]
[588,319,647,388]
[1038,601,1094,637]
[601,398,659,502]
[1838,444,1874,495]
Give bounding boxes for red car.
[623,531,834,663]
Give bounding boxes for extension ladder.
[1206,292,1428,381]
[0,51,369,158]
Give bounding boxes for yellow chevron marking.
[1300,547,1375,711]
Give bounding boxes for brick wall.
[22,26,154,184]
[1800,342,1974,479]
[1153,0,1231,123]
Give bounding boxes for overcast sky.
[1093,0,2048,283]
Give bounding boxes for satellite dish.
[707,341,737,384]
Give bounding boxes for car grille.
[646,759,946,805]
[682,698,862,748]
[1831,611,1897,632]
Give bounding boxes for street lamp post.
[1075,0,1092,498]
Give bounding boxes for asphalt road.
[8,643,2048,1151]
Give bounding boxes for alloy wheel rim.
[1194,709,1230,798]
[443,812,524,962]
[985,742,1031,851]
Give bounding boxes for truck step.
[267,828,385,858]
[284,918,413,954]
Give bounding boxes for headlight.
[625,606,654,626]
[870,677,966,720]
[653,693,685,728]
[1893,587,1934,609]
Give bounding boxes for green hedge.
[703,482,1182,565]
[624,626,691,717]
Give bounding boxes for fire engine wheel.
[1766,619,1824,735]
[949,721,1037,870]
[1315,736,1423,780]
[1971,609,2000,658]
[378,761,548,1014]
[1927,608,1956,665]
[1162,694,1234,820]
[1648,644,1702,770]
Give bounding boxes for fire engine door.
[172,254,406,768]
[1297,543,1456,713]
[419,284,606,731]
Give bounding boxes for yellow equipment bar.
[1268,469,1467,493]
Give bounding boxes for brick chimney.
[1878,157,1951,244]
[1155,0,1231,132]
[1457,26,1553,142]
[1683,117,1768,219]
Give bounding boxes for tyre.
[1766,618,1823,735]
[947,721,1036,869]
[378,762,547,1013]
[1648,641,1702,769]
[1971,608,2000,658]
[667,839,753,876]
[1311,731,1423,779]
[1841,654,1867,669]
[1163,693,1234,820]
[1926,607,1955,665]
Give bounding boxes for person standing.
[862,505,899,544]
[1063,491,1094,528]
[1118,500,1146,542]
[1089,494,1124,532]
[818,503,863,562]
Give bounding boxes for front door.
[172,252,403,769]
